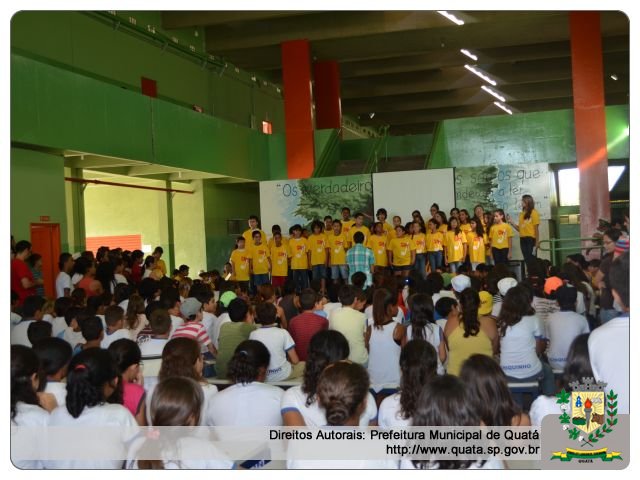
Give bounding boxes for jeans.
[292,269,309,292]
[520,237,536,265]
[492,247,510,265]
[414,253,427,279]
[331,265,349,282]
[311,265,326,281]
[448,261,460,273]
[252,273,270,287]
[427,251,443,273]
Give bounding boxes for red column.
[281,40,315,179]
[313,60,342,132]
[569,12,610,239]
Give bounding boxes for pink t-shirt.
[122,381,145,419]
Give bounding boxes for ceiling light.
[481,85,506,102]
[494,101,513,115]
[460,49,478,61]
[610,74,618,81]
[437,11,464,26]
[464,65,497,86]
[369,113,376,119]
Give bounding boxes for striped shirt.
[170,321,212,347]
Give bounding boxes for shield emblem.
[571,390,606,435]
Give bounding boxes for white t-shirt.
[114,273,128,285]
[499,315,543,379]
[101,328,131,349]
[531,296,559,325]
[11,402,49,469]
[323,302,342,317]
[407,324,445,374]
[169,314,184,337]
[126,435,234,469]
[378,393,411,428]
[45,403,138,469]
[71,272,83,286]
[529,395,561,426]
[281,385,377,427]
[545,310,590,370]
[588,316,629,414]
[249,326,295,381]
[145,381,218,427]
[10,312,22,327]
[211,312,231,349]
[10,320,35,347]
[49,316,68,338]
[45,381,67,408]
[364,305,404,326]
[368,322,402,392]
[205,382,284,432]
[119,299,130,312]
[138,337,168,377]
[63,327,85,349]
[55,271,72,298]
[202,311,217,347]
[432,290,456,306]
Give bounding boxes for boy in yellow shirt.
[288,224,310,291]
[328,220,348,284]
[444,217,468,273]
[376,208,395,237]
[242,215,267,245]
[387,224,416,278]
[340,207,355,236]
[411,221,427,279]
[229,236,251,288]
[426,219,444,273]
[249,230,271,292]
[348,212,370,249]
[467,217,486,271]
[488,209,513,265]
[308,220,329,292]
[270,232,289,289]
[267,224,288,250]
[367,222,389,272]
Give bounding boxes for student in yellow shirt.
[288,224,309,291]
[328,220,348,284]
[459,209,472,234]
[444,217,468,273]
[507,194,540,265]
[340,207,355,236]
[308,220,328,292]
[387,224,416,278]
[411,221,428,279]
[249,230,271,292]
[267,224,288,250]
[324,215,334,234]
[435,211,449,234]
[242,215,267,245]
[429,203,440,221]
[488,209,513,265]
[367,222,389,272]
[348,212,370,249]
[270,232,289,289]
[229,236,251,287]
[376,208,395,237]
[426,219,445,273]
[467,217,486,270]
[152,246,167,277]
[449,207,460,221]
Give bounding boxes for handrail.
[538,236,604,264]
[363,127,389,174]
[312,128,342,178]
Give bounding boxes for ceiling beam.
[161,11,310,29]
[64,155,144,169]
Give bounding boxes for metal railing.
[312,128,342,178]
[538,236,604,264]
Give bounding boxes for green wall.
[173,180,207,274]
[202,181,260,270]
[341,133,434,161]
[11,148,68,252]
[10,11,284,133]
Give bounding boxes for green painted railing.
[312,128,342,178]
[538,236,604,265]
[362,127,389,174]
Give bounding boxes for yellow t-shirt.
[270,244,289,277]
[438,224,449,234]
[412,233,427,254]
[348,225,370,248]
[249,243,270,275]
[341,220,355,236]
[328,233,347,265]
[229,249,251,281]
[445,231,467,263]
[426,231,444,252]
[308,233,328,266]
[367,235,389,267]
[460,223,472,234]
[489,223,513,249]
[388,236,416,266]
[467,233,486,264]
[243,229,267,246]
[519,209,540,238]
[288,237,309,270]
[382,222,395,237]
[156,258,167,276]
[267,236,288,250]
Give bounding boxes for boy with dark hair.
[376,208,394,237]
[27,321,52,345]
[79,315,104,352]
[288,224,310,292]
[289,289,328,361]
[328,284,368,365]
[328,220,348,285]
[51,297,73,338]
[242,214,267,245]
[348,213,370,248]
[347,231,374,287]
[270,232,289,288]
[216,298,257,379]
[11,240,42,305]
[249,230,271,292]
[101,305,129,349]
[152,246,167,277]
[139,308,173,377]
[171,297,216,356]
[308,220,328,293]
[229,236,250,290]
[10,295,45,347]
[56,252,74,299]
[340,207,354,236]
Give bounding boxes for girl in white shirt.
[128,377,234,470]
[406,293,447,373]
[126,294,149,339]
[379,339,437,428]
[46,348,139,469]
[401,375,504,470]
[281,330,378,427]
[11,345,50,469]
[205,340,284,430]
[32,337,72,409]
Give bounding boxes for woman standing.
[508,194,540,264]
[593,228,623,324]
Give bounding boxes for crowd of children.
[9,196,630,469]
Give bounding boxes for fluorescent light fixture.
[464,64,497,86]
[493,101,512,115]
[437,11,464,25]
[460,49,478,61]
[610,74,618,81]
[481,85,506,102]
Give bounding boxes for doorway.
[30,223,61,298]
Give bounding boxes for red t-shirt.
[11,258,35,304]
[288,312,329,361]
